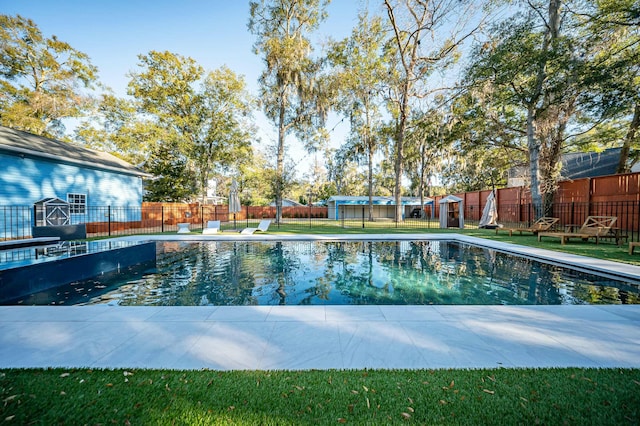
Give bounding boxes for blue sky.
[3,0,368,175]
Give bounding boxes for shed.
[439,195,464,229]
[33,197,70,226]
[328,196,434,220]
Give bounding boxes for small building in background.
[327,196,434,220]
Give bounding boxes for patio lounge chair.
[538,216,617,245]
[240,219,271,235]
[495,217,559,237]
[202,220,220,235]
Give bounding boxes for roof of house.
[328,196,434,206]
[439,195,463,204]
[0,126,149,177]
[509,147,637,183]
[269,198,305,207]
[560,147,626,180]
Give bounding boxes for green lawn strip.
[1,368,638,425]
[462,229,640,267]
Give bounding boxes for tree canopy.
[0,14,98,138]
[2,1,638,209]
[249,0,330,219]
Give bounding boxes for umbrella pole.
[234,213,236,229]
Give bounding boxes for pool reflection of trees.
[76,241,640,306]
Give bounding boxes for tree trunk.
[394,120,405,222]
[366,109,374,221]
[419,143,426,218]
[526,107,544,218]
[395,86,409,222]
[276,98,286,223]
[617,102,640,174]
[527,0,563,219]
[368,145,374,221]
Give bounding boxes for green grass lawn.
[2,368,639,425]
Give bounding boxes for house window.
[67,193,86,214]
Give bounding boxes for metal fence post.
[108,205,111,236]
[161,205,164,233]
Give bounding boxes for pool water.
[9,240,640,306]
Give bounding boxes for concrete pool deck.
[1,233,639,370]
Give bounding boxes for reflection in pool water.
[11,240,640,306]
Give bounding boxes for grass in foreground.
[2,368,638,425]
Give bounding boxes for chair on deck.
[495,217,559,237]
[202,220,220,235]
[240,219,271,235]
[538,216,617,245]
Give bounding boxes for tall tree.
[196,66,256,202]
[383,0,479,221]
[580,0,640,172]
[327,12,388,220]
[0,14,98,138]
[466,0,588,215]
[248,0,330,222]
[438,90,527,192]
[405,109,455,205]
[127,51,254,202]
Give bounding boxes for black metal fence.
[1,201,638,242]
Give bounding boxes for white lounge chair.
[202,220,221,234]
[240,219,271,235]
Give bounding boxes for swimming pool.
[7,240,640,306]
[0,240,156,303]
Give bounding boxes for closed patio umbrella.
[479,190,498,228]
[229,179,242,228]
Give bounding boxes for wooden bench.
[538,216,617,245]
[496,217,559,237]
[630,242,640,255]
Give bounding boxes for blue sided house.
[0,126,149,238]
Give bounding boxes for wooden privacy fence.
[139,203,327,225]
[435,172,640,230]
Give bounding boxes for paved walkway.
[1,305,639,370]
[1,234,639,370]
